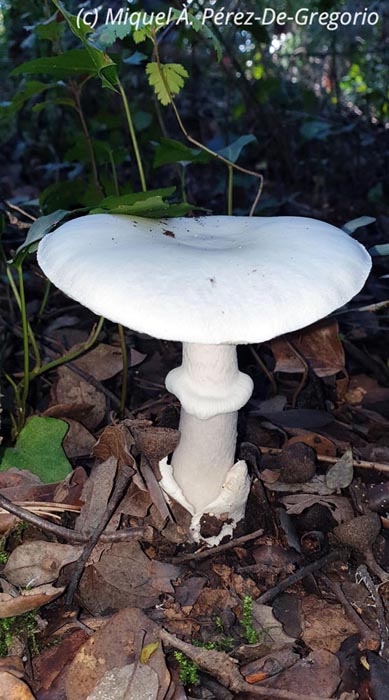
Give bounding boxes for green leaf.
[12,49,100,78]
[0,81,53,118]
[217,134,257,163]
[172,9,222,61]
[154,138,210,167]
[40,180,90,214]
[140,641,159,664]
[146,63,188,105]
[92,21,134,49]
[0,417,72,483]
[14,210,71,260]
[35,15,66,42]
[342,216,376,235]
[51,0,119,91]
[91,188,194,217]
[33,97,76,113]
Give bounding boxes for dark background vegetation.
[1,0,388,221]
[0,0,388,438]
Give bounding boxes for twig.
[160,628,335,700]
[319,572,377,643]
[257,445,389,474]
[5,201,36,221]
[0,494,146,544]
[256,550,341,604]
[169,528,264,563]
[65,464,134,604]
[250,346,277,395]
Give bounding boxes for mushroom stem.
[165,343,253,511]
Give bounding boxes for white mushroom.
[37,214,371,543]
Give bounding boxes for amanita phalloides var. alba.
[37,214,371,543]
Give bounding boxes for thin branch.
[169,528,264,563]
[160,628,336,700]
[257,445,389,474]
[0,494,147,544]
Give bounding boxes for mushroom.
[37,214,371,543]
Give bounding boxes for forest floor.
[0,191,389,700]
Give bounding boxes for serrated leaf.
[154,138,210,167]
[140,641,159,664]
[0,417,72,483]
[35,15,66,42]
[342,216,376,234]
[325,448,354,490]
[172,9,222,60]
[217,134,257,163]
[146,62,188,105]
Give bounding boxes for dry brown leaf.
[129,425,180,463]
[251,603,296,648]
[54,466,88,505]
[0,584,65,618]
[301,595,358,652]
[74,343,123,381]
[32,629,89,698]
[75,456,118,536]
[120,481,152,518]
[0,672,37,700]
[53,369,106,431]
[281,494,354,524]
[270,320,345,377]
[4,541,83,588]
[257,648,340,699]
[43,401,94,424]
[87,663,159,700]
[0,468,42,501]
[66,607,170,700]
[78,541,180,614]
[92,424,135,467]
[62,419,96,458]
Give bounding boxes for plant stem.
[108,147,120,196]
[29,316,104,380]
[180,165,187,203]
[117,323,128,418]
[37,279,51,320]
[227,165,233,215]
[118,80,147,193]
[5,264,41,371]
[16,264,30,429]
[151,32,263,215]
[70,81,104,198]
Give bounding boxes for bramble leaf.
[146,62,188,105]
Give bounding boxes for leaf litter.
[0,313,389,699]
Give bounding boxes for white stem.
[165,343,253,512]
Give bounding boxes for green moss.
[0,610,39,656]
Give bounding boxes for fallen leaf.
[32,629,89,698]
[0,584,65,618]
[257,648,341,699]
[78,541,180,614]
[74,343,123,381]
[287,433,337,457]
[53,369,106,431]
[270,321,345,377]
[92,423,136,467]
[87,663,159,700]
[281,494,354,524]
[75,456,118,536]
[4,541,83,588]
[62,419,96,458]
[301,595,358,652]
[0,671,37,700]
[325,448,354,490]
[66,607,170,700]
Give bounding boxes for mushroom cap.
[37,214,371,345]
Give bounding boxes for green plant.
[241,595,260,645]
[173,650,199,686]
[0,537,7,564]
[0,610,39,657]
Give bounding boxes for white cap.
[37,214,371,344]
